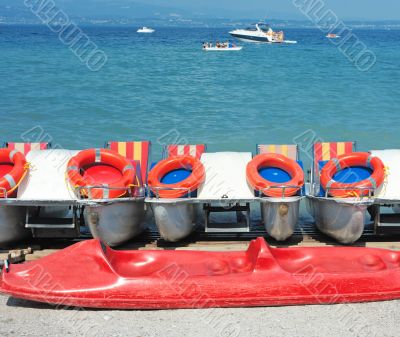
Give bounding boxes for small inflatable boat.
[203,46,243,51]
[2,237,400,309]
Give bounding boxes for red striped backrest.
[313,142,355,181]
[6,142,49,155]
[257,144,298,160]
[314,142,354,164]
[107,141,150,184]
[166,144,206,159]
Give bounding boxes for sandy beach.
[0,294,399,337]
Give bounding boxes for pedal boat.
[67,148,147,246]
[247,153,304,241]
[1,237,400,309]
[307,150,385,244]
[146,155,206,242]
[147,151,258,240]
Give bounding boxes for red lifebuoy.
[0,148,28,198]
[246,153,304,197]
[67,149,136,199]
[148,155,205,198]
[320,152,385,197]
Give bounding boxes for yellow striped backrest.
[314,142,354,163]
[257,144,298,160]
[107,141,150,182]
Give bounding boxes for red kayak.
[1,238,400,309]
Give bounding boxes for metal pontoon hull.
[83,198,146,246]
[260,197,302,241]
[148,199,197,242]
[307,196,373,244]
[0,205,30,245]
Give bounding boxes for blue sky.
[4,0,400,20]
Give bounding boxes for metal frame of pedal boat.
[0,194,80,245]
[0,186,147,247]
[370,197,400,236]
[76,185,147,247]
[146,186,304,242]
[258,185,304,241]
[146,185,257,241]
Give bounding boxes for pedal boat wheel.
[148,155,205,198]
[246,153,304,197]
[0,148,28,198]
[67,149,136,199]
[320,152,385,198]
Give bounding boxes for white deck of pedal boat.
[370,150,400,202]
[18,149,79,201]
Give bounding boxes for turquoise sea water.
[1,25,399,162]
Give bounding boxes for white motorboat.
[229,22,296,44]
[137,27,155,33]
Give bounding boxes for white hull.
[230,30,274,43]
[203,47,242,51]
[229,23,296,44]
[235,37,264,43]
[137,27,155,33]
[234,36,297,45]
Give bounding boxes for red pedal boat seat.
[67,148,136,199]
[1,238,400,309]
